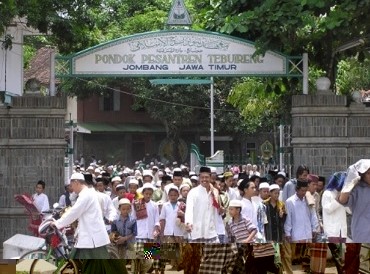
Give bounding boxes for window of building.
[99,89,120,111]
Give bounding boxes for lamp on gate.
[316,77,331,92]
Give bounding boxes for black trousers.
[253,255,280,274]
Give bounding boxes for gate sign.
[69,30,288,77]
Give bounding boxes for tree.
[199,0,370,134]
[205,0,370,83]
[336,55,370,96]
[131,79,210,162]
[54,0,247,160]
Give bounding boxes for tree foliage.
[205,0,370,80]
[203,0,370,132]
[336,55,370,96]
[227,78,287,132]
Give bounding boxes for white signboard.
[72,31,287,77]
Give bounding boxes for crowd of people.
[31,158,370,274]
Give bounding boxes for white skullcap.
[259,182,270,190]
[229,200,243,207]
[70,173,85,181]
[134,169,141,175]
[129,179,139,185]
[118,198,131,206]
[142,170,153,178]
[277,171,286,177]
[142,182,155,191]
[115,184,125,191]
[180,184,191,190]
[269,184,280,191]
[168,185,179,192]
[111,176,122,182]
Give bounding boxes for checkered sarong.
[135,238,155,258]
[152,258,166,270]
[133,239,154,273]
[152,243,175,271]
[198,244,238,274]
[310,243,327,274]
[188,236,219,243]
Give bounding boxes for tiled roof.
[24,47,59,85]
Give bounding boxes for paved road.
[155,263,339,274]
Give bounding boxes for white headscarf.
[344,159,370,187]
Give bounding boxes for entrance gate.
[55,29,307,166]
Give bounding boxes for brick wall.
[291,94,370,178]
[0,96,66,249]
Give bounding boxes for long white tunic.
[184,185,218,240]
[55,187,110,248]
[95,191,117,231]
[322,189,347,238]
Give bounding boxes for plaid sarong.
[310,243,328,274]
[152,243,176,271]
[133,239,154,273]
[198,244,238,274]
[188,236,219,243]
[152,258,166,270]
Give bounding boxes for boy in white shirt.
[32,180,50,213]
[112,184,127,214]
[160,186,184,243]
[132,183,160,274]
[159,186,183,271]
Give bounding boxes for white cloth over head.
[343,159,370,192]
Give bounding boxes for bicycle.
[19,207,80,273]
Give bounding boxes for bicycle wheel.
[20,250,56,262]
[28,258,80,274]
[57,259,80,274]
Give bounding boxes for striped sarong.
[310,243,327,274]
[188,236,219,243]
